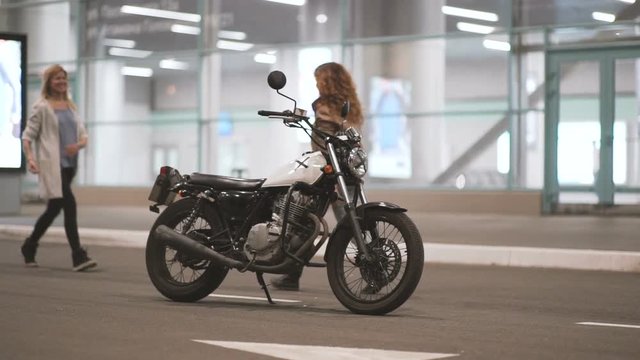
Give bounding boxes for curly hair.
[314,62,363,127]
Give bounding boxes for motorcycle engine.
[244,191,316,264]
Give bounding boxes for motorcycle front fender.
[323,202,407,263]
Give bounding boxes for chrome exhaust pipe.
[154,225,246,270]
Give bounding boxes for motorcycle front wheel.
[326,208,424,315]
[145,197,229,302]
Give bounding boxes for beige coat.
[22,98,87,199]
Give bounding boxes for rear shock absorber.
[181,196,204,234]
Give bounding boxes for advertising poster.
[0,34,25,171]
[368,77,412,179]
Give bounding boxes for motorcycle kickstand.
[256,272,275,304]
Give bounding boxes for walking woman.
[271,61,364,290]
[21,64,97,271]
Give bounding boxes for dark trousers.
[288,191,353,278]
[27,167,81,251]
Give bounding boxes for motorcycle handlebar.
[257,109,309,122]
[257,110,287,117]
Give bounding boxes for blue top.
[55,108,78,168]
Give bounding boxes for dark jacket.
[311,96,361,152]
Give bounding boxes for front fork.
[326,143,372,259]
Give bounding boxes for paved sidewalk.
[1,204,639,272]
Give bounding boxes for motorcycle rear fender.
[323,202,406,263]
[174,181,210,194]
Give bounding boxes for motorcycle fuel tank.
[262,151,326,188]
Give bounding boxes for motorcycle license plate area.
[148,167,180,205]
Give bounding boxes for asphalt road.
[1,239,639,360]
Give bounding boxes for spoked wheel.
[146,198,229,302]
[326,208,424,315]
[357,236,403,293]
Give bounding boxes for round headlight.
[347,147,368,178]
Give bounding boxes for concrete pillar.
[201,53,221,174]
[523,50,545,188]
[403,0,446,183]
[87,61,125,185]
[630,59,640,187]
[10,3,73,63]
[0,173,21,215]
[201,0,222,174]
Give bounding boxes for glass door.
[544,47,640,213]
[614,58,640,205]
[557,60,601,205]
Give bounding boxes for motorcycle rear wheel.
[146,198,229,302]
[326,208,424,315]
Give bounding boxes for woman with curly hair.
[272,62,364,291]
[309,62,364,152]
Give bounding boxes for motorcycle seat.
[189,173,266,191]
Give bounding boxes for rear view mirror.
[267,70,286,90]
[341,101,350,119]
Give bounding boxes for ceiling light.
[442,5,498,22]
[121,66,153,77]
[617,0,635,4]
[456,22,495,34]
[264,0,306,5]
[592,12,615,23]
[103,38,135,48]
[254,53,277,64]
[483,39,511,51]
[218,30,247,41]
[171,24,200,35]
[108,47,152,58]
[160,59,189,70]
[120,5,201,23]
[316,14,328,23]
[216,39,254,51]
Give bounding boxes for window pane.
[614,58,640,205]
[214,0,342,46]
[349,0,511,39]
[83,0,199,57]
[518,0,632,27]
[446,36,509,110]
[77,54,199,186]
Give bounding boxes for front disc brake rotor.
[358,238,402,289]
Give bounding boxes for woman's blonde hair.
[314,62,364,127]
[41,64,76,109]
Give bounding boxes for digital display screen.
[0,33,26,171]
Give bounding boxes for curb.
[0,225,147,248]
[425,243,640,273]
[2,225,639,273]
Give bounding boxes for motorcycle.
[145,70,424,315]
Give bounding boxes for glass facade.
[2,0,639,197]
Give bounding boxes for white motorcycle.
[145,70,424,315]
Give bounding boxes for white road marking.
[192,340,458,360]
[208,294,301,303]
[577,322,640,329]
